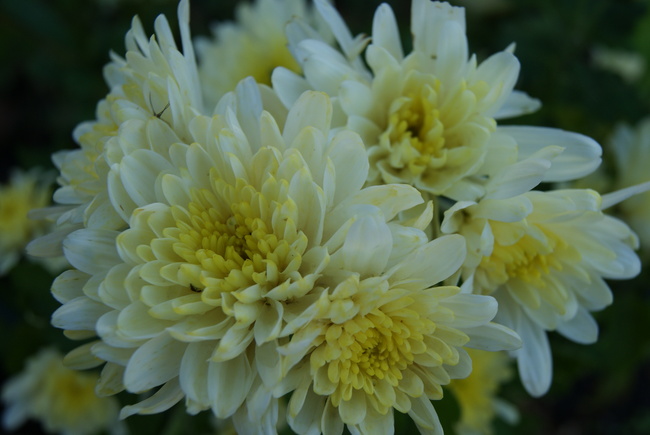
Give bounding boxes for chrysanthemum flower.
[273,249,520,434]
[196,0,329,110]
[0,169,53,275]
[272,0,601,201]
[50,80,521,432]
[2,348,120,435]
[28,0,204,259]
[442,182,640,396]
[446,349,517,435]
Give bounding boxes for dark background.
[1,0,650,433]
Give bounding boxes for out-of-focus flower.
[2,348,120,435]
[446,349,518,435]
[599,119,650,251]
[273,0,600,201]
[592,46,646,84]
[442,184,640,396]
[196,0,330,110]
[27,0,204,261]
[0,169,52,275]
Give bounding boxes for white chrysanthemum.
[28,0,203,260]
[272,243,521,435]
[446,349,517,435]
[196,0,329,110]
[0,169,52,275]
[600,119,650,250]
[255,185,523,434]
[51,83,518,433]
[2,348,120,435]
[273,0,601,200]
[442,183,640,396]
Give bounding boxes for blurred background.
[1,0,650,433]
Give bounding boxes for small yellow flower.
[447,349,517,435]
[2,348,119,435]
[0,169,52,275]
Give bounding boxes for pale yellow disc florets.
[475,222,581,314]
[370,69,496,195]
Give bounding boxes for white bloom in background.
[2,348,120,435]
[0,169,52,275]
[446,349,517,435]
[442,182,640,396]
[273,0,601,201]
[603,119,650,250]
[592,46,646,84]
[28,0,204,260]
[196,0,330,110]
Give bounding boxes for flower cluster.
[16,0,648,434]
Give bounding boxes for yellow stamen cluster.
[311,299,438,412]
[159,177,308,304]
[478,225,581,313]
[373,71,495,193]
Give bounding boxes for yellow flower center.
[0,177,49,248]
[477,225,581,313]
[386,89,446,175]
[372,71,495,194]
[311,304,435,410]
[149,175,308,307]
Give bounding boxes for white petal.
[120,149,175,206]
[124,333,187,393]
[601,180,650,210]
[474,51,520,116]
[408,396,443,434]
[180,342,213,410]
[494,90,542,119]
[557,308,599,344]
[283,91,332,147]
[329,130,369,205]
[372,4,403,62]
[330,214,392,277]
[271,67,311,109]
[485,146,563,199]
[63,229,120,274]
[207,353,254,418]
[464,322,522,351]
[392,234,466,287]
[51,296,110,331]
[51,269,89,303]
[443,293,498,328]
[63,341,104,369]
[119,378,184,419]
[498,126,602,181]
[513,309,552,397]
[435,20,468,83]
[338,390,366,425]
